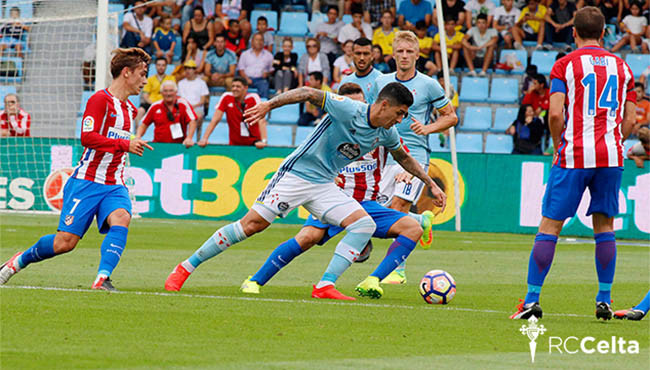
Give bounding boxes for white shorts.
[377,162,428,205]
[252,172,363,226]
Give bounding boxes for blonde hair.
[392,30,419,50]
[161,80,178,91]
[639,127,649,144]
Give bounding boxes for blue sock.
[187,221,247,269]
[371,235,416,280]
[525,233,558,304]
[18,234,56,268]
[633,290,650,314]
[251,238,303,286]
[594,232,616,303]
[97,226,128,277]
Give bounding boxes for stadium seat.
[206,95,221,120]
[268,103,300,125]
[108,3,125,30]
[75,117,82,139]
[207,123,230,145]
[485,134,513,154]
[462,107,492,131]
[531,50,559,75]
[624,139,640,158]
[128,95,140,107]
[459,77,488,102]
[495,50,527,75]
[79,91,93,116]
[523,41,537,47]
[267,125,293,146]
[429,133,449,152]
[488,78,519,104]
[455,133,483,153]
[294,126,313,146]
[5,0,33,18]
[342,14,353,24]
[276,12,309,37]
[0,85,17,109]
[492,107,517,132]
[173,35,182,62]
[449,75,458,91]
[625,54,650,78]
[0,57,23,83]
[251,10,278,33]
[293,40,307,60]
[141,126,154,142]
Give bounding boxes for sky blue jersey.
[340,68,384,98]
[284,92,402,184]
[367,71,449,164]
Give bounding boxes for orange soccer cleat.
[311,284,356,300]
[165,263,192,292]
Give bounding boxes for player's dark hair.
[351,3,363,15]
[309,71,324,83]
[377,82,414,108]
[534,74,547,87]
[354,37,372,48]
[338,83,364,97]
[233,76,249,86]
[110,47,151,78]
[477,13,488,22]
[574,6,605,41]
[257,16,268,24]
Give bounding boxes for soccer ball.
[419,269,456,304]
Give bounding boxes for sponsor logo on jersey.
[337,143,361,160]
[339,160,377,174]
[107,127,131,140]
[82,116,94,132]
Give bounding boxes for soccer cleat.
[419,210,434,249]
[381,269,406,285]
[164,263,191,292]
[355,276,383,299]
[596,301,614,321]
[91,276,117,291]
[311,284,356,300]
[0,252,22,285]
[240,276,261,294]
[509,299,543,319]
[614,308,646,321]
[355,240,373,263]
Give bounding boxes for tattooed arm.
[244,87,326,126]
[390,146,447,210]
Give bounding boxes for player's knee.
[347,215,376,235]
[107,209,131,228]
[53,233,78,253]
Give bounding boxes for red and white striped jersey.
[550,46,636,168]
[336,146,388,202]
[72,89,136,186]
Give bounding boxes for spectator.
[506,104,546,154]
[216,0,252,41]
[224,19,247,55]
[338,5,373,43]
[372,44,391,72]
[627,127,649,168]
[512,0,547,50]
[333,40,356,87]
[522,73,549,117]
[317,5,345,66]
[398,0,434,31]
[544,0,576,49]
[433,16,464,71]
[152,14,177,64]
[464,0,496,30]
[179,36,207,78]
[256,16,274,52]
[137,57,176,124]
[373,10,399,59]
[462,13,498,77]
[612,1,646,52]
[0,94,30,137]
[345,0,365,14]
[273,37,299,93]
[521,64,538,97]
[183,7,215,51]
[643,24,650,53]
[121,1,153,52]
[313,0,346,14]
[364,0,396,27]
[199,76,267,149]
[0,7,30,59]
[414,21,438,76]
[237,33,274,99]
[435,0,466,28]
[298,71,333,126]
[137,80,197,148]
[580,0,623,25]
[634,82,650,134]
[149,1,182,31]
[177,59,209,137]
[298,37,331,87]
[204,34,237,90]
[491,0,521,49]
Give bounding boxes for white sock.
[315,280,334,289]
[181,259,195,273]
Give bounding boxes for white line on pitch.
[1,285,593,318]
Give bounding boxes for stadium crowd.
[0,0,649,157]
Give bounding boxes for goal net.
[1,0,121,213]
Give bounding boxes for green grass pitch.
[1,214,648,369]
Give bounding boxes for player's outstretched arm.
[621,101,636,141]
[128,138,153,156]
[390,146,446,211]
[244,87,325,126]
[411,104,458,135]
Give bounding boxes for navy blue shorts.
[58,178,132,237]
[542,166,622,221]
[303,200,407,245]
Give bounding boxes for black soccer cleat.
[596,301,614,321]
[92,276,117,292]
[510,300,543,319]
[614,308,646,321]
